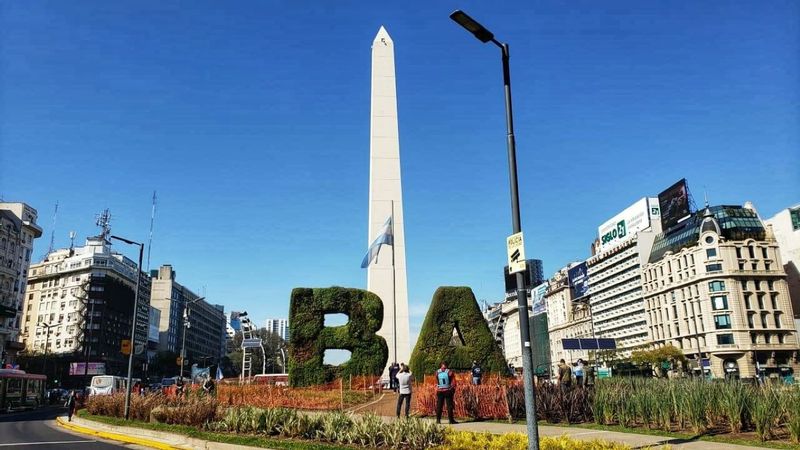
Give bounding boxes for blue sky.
[1,1,798,346]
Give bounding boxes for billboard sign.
[69,362,106,376]
[568,262,589,299]
[658,179,691,230]
[597,198,657,252]
[531,282,549,316]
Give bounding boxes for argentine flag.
[216,366,224,381]
[361,216,393,268]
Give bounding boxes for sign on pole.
[506,232,526,274]
[120,339,131,355]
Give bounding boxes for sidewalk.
[57,410,770,450]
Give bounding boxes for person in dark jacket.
[471,360,483,385]
[64,391,77,422]
[388,362,400,392]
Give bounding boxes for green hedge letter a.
[288,287,388,387]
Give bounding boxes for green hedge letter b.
[288,287,388,387]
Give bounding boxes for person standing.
[574,359,585,387]
[64,391,76,422]
[558,359,573,388]
[434,362,457,424]
[395,364,413,418]
[388,362,400,392]
[471,360,482,385]
[203,376,216,396]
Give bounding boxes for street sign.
[506,232,526,274]
[120,339,131,355]
[242,338,262,349]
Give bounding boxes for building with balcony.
[586,198,662,358]
[23,232,151,377]
[150,264,225,363]
[546,265,593,375]
[265,318,289,341]
[643,204,800,379]
[0,203,42,363]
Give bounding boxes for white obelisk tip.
[374,26,393,45]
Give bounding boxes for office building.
[265,318,289,341]
[586,198,662,358]
[24,228,151,376]
[0,203,42,363]
[150,264,225,362]
[643,204,800,378]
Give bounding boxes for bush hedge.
[288,287,388,387]
[409,287,507,376]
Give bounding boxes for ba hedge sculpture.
[288,287,388,386]
[409,286,507,376]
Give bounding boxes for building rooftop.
[648,205,766,263]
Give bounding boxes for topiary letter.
[288,287,388,386]
[410,286,507,376]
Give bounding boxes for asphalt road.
[0,407,132,449]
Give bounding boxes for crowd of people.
[556,358,595,387]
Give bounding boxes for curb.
[56,416,187,450]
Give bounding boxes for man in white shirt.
[396,363,414,418]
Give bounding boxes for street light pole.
[180,296,205,382]
[450,10,540,450]
[110,235,144,421]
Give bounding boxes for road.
[0,407,132,449]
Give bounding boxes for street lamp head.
[450,10,495,43]
[110,235,140,246]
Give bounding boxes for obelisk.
[367,26,411,370]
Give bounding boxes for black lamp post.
[110,235,144,421]
[450,10,540,450]
[180,296,205,382]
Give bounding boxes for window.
[774,312,782,328]
[706,264,723,273]
[736,247,742,259]
[765,262,771,271]
[706,248,717,258]
[771,295,778,310]
[758,294,765,309]
[750,333,757,344]
[711,295,728,310]
[764,334,771,344]
[748,247,755,259]
[779,334,785,344]
[709,281,726,292]
[714,314,732,329]
[761,312,768,328]
[717,334,735,345]
[761,247,768,259]
[744,294,752,309]
[747,313,755,328]
[705,236,715,244]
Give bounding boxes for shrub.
[288,287,389,386]
[409,287,508,376]
[439,431,631,450]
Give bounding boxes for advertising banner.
[69,362,106,376]
[531,282,549,316]
[597,197,656,252]
[658,178,691,230]
[568,262,589,299]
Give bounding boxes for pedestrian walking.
[203,376,216,396]
[434,362,457,424]
[471,360,482,385]
[558,359,573,388]
[64,391,76,422]
[176,378,185,397]
[574,359,585,387]
[395,364,413,418]
[389,362,400,392]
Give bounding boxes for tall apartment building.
[546,264,592,375]
[586,198,662,358]
[24,233,151,376]
[265,318,289,341]
[0,203,42,363]
[643,204,799,379]
[764,205,800,334]
[150,264,225,362]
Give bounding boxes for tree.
[631,344,687,377]
[227,327,286,377]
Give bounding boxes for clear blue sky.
[2,1,798,346]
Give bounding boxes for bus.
[0,369,46,411]
[88,375,140,396]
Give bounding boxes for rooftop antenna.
[95,209,112,242]
[68,231,76,256]
[703,187,709,208]
[146,191,157,272]
[47,201,59,254]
